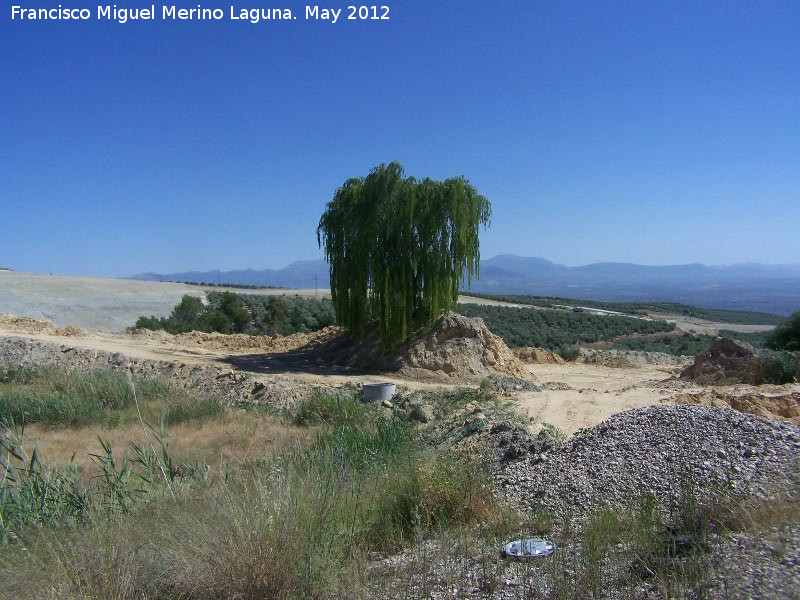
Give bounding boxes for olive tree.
[317,162,491,350]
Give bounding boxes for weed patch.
[0,366,223,428]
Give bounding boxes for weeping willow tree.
[317,162,491,350]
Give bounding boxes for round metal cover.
[503,537,556,558]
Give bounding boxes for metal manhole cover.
[503,537,556,558]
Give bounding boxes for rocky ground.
[498,404,800,520]
[2,304,799,598]
[364,404,800,599]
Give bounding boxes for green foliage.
[760,351,800,384]
[373,451,495,547]
[766,311,800,351]
[457,303,675,349]
[292,389,413,471]
[1,389,501,599]
[133,292,248,334]
[0,366,222,428]
[718,329,769,347]
[169,295,206,332]
[1,426,88,543]
[541,422,567,442]
[162,395,224,425]
[466,293,786,325]
[244,293,335,335]
[291,388,366,427]
[1,419,206,545]
[612,333,715,356]
[0,366,38,385]
[318,162,491,350]
[134,292,336,337]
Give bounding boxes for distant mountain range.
[130,255,800,315]
[132,260,330,290]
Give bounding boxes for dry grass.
[20,410,313,479]
[1,387,511,599]
[716,496,800,533]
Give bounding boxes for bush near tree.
[766,311,800,351]
[133,292,336,336]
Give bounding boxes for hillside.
[131,255,800,315]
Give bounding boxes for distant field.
[463,293,786,325]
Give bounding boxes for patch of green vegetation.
[760,351,800,384]
[766,311,800,351]
[457,303,675,349]
[1,387,503,599]
[291,388,367,427]
[4,377,798,598]
[465,293,786,325]
[718,329,769,347]
[133,292,336,336]
[0,365,38,385]
[611,333,715,356]
[541,422,567,442]
[242,293,336,335]
[0,367,222,428]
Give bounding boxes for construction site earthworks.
[1,271,798,599]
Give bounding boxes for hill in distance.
[130,255,800,316]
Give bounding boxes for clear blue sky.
[2,1,798,276]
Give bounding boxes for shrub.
[292,389,365,427]
[761,350,800,384]
[767,311,800,351]
[133,292,337,337]
[162,395,224,425]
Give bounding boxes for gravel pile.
[706,522,800,599]
[486,375,544,393]
[498,404,800,521]
[573,347,690,368]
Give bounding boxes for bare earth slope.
[0,271,205,332]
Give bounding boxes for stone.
[410,403,434,423]
[681,338,770,385]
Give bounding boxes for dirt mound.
[500,404,800,521]
[313,314,534,383]
[167,327,342,354]
[512,346,564,364]
[127,328,171,341]
[0,313,85,337]
[396,314,534,382]
[681,338,765,385]
[674,386,800,425]
[573,347,688,368]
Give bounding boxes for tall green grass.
[1,389,504,598]
[0,366,223,428]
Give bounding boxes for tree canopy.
[317,162,491,350]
